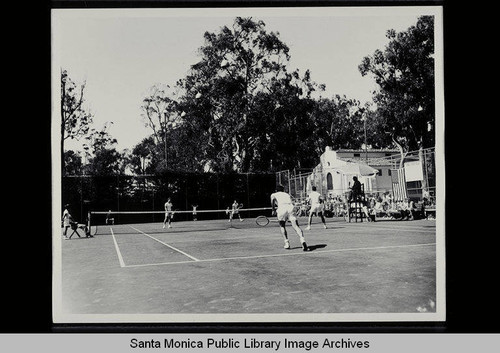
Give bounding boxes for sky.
[52,6,439,153]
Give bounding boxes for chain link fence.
[62,172,276,224]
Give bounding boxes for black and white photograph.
[51,5,445,324]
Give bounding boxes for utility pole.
[364,117,368,163]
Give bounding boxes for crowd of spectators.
[297,190,436,222]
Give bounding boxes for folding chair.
[68,221,92,239]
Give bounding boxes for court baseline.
[237,223,435,236]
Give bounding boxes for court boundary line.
[129,225,200,262]
[328,224,436,234]
[123,242,435,268]
[110,228,126,268]
[245,224,436,235]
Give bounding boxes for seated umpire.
[349,176,362,202]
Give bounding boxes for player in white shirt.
[163,198,174,229]
[306,186,327,230]
[270,185,308,251]
[192,204,198,221]
[62,204,73,239]
[228,200,244,223]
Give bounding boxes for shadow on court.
[63,236,93,241]
[306,244,327,251]
[288,244,326,251]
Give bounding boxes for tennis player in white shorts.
[271,185,308,251]
[229,200,244,223]
[163,198,173,229]
[306,186,327,230]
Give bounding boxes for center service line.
[129,225,200,262]
[110,228,126,268]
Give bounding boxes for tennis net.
[87,207,276,235]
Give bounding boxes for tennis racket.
[255,215,270,226]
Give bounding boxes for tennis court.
[58,211,438,318]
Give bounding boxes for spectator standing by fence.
[62,204,73,239]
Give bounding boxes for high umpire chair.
[347,183,366,223]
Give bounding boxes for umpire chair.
[347,183,366,223]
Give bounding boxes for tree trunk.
[392,135,406,169]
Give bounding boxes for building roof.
[336,148,399,154]
[335,161,379,176]
[339,157,395,167]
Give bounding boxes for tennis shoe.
[240,219,244,222]
[323,224,327,229]
[168,224,172,228]
[163,224,165,229]
[302,242,309,251]
[284,240,290,249]
[306,225,311,230]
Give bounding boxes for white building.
[306,147,384,198]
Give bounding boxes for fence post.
[246,173,250,208]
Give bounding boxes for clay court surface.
[58,216,438,317]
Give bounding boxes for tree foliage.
[358,15,435,154]
[63,150,83,176]
[61,70,120,176]
[127,137,157,175]
[172,17,325,173]
[60,69,94,173]
[86,147,124,176]
[61,70,94,142]
[63,16,436,178]
[310,96,366,154]
[140,83,183,167]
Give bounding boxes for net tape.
[90,207,272,215]
[88,207,276,235]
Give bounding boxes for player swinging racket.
[228,200,244,223]
[163,198,174,229]
[271,185,309,251]
[306,186,328,230]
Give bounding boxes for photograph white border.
[51,5,445,324]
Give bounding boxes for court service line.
[129,226,200,262]
[339,225,436,234]
[124,242,435,268]
[239,224,435,236]
[110,228,126,268]
[343,221,436,228]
